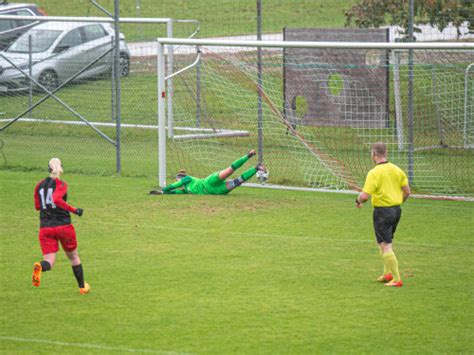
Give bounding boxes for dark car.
[0,1,47,50]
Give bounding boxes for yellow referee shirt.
[362,162,409,207]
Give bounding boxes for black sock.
[40,260,51,272]
[72,264,85,288]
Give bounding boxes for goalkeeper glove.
[75,208,84,216]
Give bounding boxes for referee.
[355,142,411,287]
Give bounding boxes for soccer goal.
[157,38,474,199]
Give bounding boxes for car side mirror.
[54,45,70,54]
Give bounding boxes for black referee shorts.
[373,206,402,244]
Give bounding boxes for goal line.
[244,183,474,202]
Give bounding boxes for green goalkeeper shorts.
[203,172,229,195]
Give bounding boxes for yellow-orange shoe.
[32,262,42,287]
[385,279,403,287]
[377,273,393,282]
[79,282,91,294]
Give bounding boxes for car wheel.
[38,70,59,92]
[119,53,130,77]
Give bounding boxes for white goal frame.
[157,38,474,199]
[465,63,474,148]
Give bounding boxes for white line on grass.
[0,336,190,355]
[89,220,473,250]
[1,175,473,202]
[1,210,472,250]
[0,218,471,250]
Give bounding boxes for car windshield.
[7,29,62,53]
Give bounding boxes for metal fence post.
[257,0,264,163]
[196,54,201,128]
[110,35,116,122]
[113,0,122,173]
[28,35,33,117]
[432,65,445,145]
[407,0,415,184]
[465,63,474,148]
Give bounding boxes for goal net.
[157,39,474,199]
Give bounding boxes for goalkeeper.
[152,150,267,195]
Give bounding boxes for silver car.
[0,21,130,93]
[0,1,47,50]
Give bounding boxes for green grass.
[1,170,473,353]
[24,0,358,41]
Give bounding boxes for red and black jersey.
[34,177,78,228]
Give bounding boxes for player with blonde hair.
[32,158,90,294]
[48,157,63,178]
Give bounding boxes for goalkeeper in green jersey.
[152,150,267,195]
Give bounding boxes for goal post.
[465,63,474,149]
[157,38,474,198]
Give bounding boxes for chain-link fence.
[0,15,175,177]
[0,0,473,197]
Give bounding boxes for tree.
[345,0,473,39]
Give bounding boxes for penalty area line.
[0,336,189,355]
[93,220,471,250]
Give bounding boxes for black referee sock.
[72,264,85,288]
[40,260,51,272]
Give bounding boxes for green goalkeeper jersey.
[162,173,229,195]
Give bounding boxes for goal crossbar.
[157,38,474,50]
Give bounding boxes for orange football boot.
[32,262,42,287]
[385,279,403,287]
[79,282,91,294]
[377,273,393,282]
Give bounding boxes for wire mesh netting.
[165,43,473,197]
[0,19,162,176]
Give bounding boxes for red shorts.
[39,224,77,255]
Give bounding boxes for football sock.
[40,260,51,272]
[383,251,401,281]
[380,250,388,274]
[72,264,85,288]
[240,167,257,181]
[230,155,249,171]
[227,167,258,190]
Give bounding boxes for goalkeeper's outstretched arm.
[162,176,192,194]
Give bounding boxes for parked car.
[0,21,131,93]
[0,1,47,50]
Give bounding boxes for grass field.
[27,0,357,40]
[1,170,473,353]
